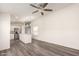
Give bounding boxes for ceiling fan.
[30,3,53,15]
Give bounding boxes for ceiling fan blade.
[30,4,40,9]
[44,9,53,11]
[41,12,44,15]
[32,10,39,14]
[42,3,48,8]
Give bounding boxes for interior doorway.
[14,28,19,40]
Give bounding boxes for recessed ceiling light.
[26,16,35,21]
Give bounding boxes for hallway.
[0,39,79,56]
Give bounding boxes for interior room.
[0,3,79,56]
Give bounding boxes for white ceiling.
[0,3,73,22]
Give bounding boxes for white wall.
[0,13,10,51]
[32,4,79,50]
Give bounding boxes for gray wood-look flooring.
[0,39,79,56]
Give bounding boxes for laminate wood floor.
[0,39,79,56]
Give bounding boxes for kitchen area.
[10,20,32,44]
